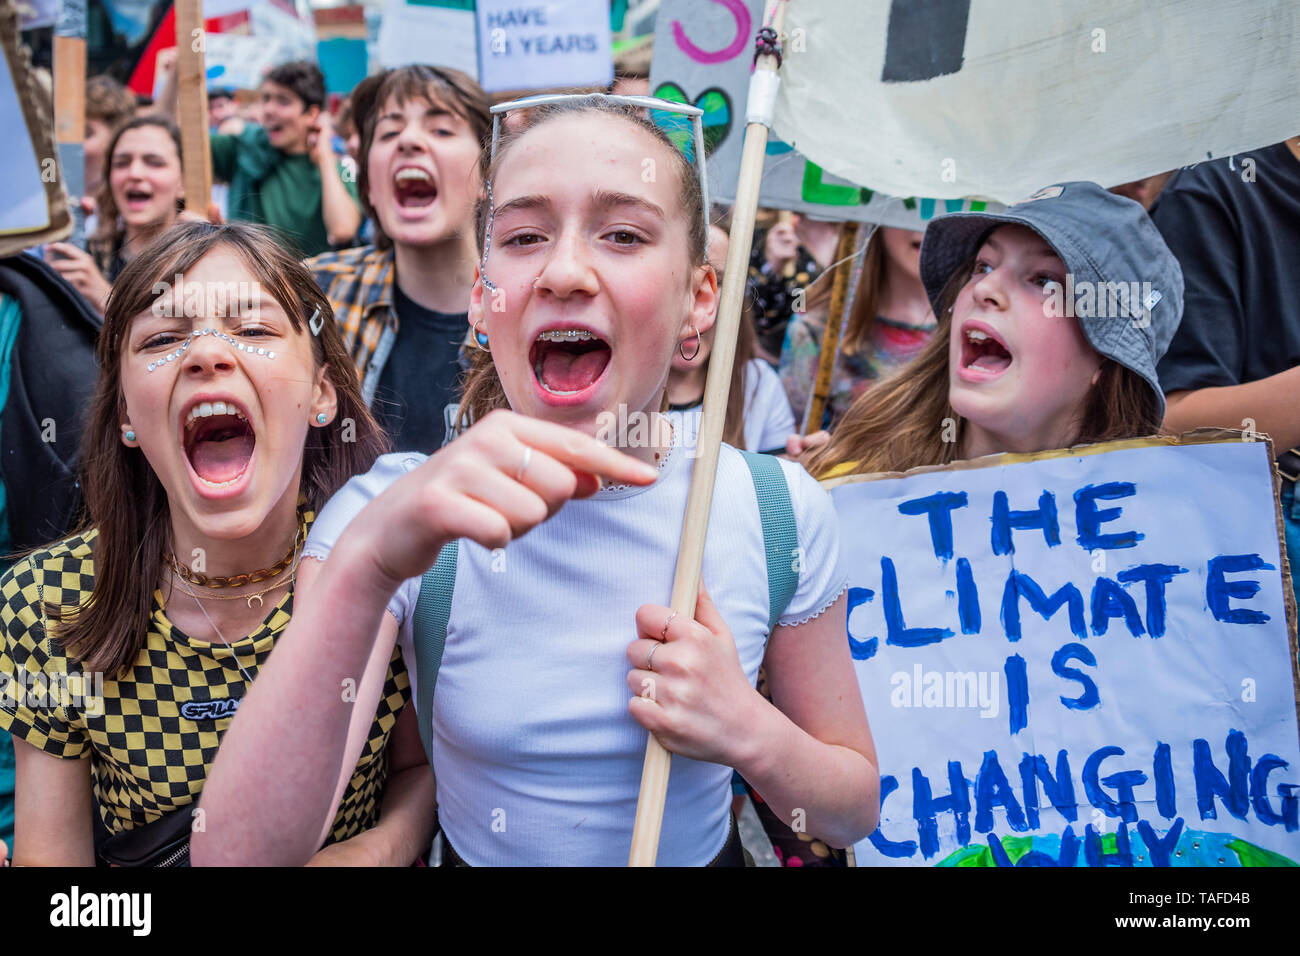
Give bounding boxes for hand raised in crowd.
[626,581,762,766]
[44,242,112,315]
[764,219,800,275]
[346,410,660,591]
[308,109,336,166]
[785,429,830,462]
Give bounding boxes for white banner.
[649,0,1000,229]
[828,436,1300,867]
[775,0,1300,204]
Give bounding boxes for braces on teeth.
[147,327,277,372]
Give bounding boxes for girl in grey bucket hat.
[804,182,1185,480]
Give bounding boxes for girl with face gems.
[198,96,879,867]
[806,182,1185,480]
[0,223,436,866]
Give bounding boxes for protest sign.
[376,0,479,76]
[776,1,1300,204]
[648,0,1000,228]
[827,433,1300,866]
[199,34,280,92]
[0,0,70,253]
[476,0,613,94]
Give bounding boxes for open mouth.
[124,188,152,204]
[182,400,255,488]
[961,324,1013,375]
[530,329,611,398]
[394,168,437,209]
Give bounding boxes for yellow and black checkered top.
[0,519,411,844]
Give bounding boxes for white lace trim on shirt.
[777,579,849,628]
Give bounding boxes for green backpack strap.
[412,540,458,764]
[737,450,800,634]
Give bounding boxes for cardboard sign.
[376,0,479,76]
[0,0,71,252]
[776,1,1300,204]
[826,434,1300,866]
[476,0,613,94]
[648,0,1001,229]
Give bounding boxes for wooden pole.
[53,0,87,246]
[627,0,788,867]
[174,0,213,216]
[802,221,860,434]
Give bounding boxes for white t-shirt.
[303,426,845,866]
[666,358,795,453]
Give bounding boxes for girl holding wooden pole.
[195,95,879,867]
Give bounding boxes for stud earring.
[316,413,328,425]
[125,430,136,443]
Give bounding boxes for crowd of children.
[0,38,1295,869]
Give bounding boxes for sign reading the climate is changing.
[828,435,1300,867]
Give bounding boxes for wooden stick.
[627,0,787,867]
[174,0,212,216]
[802,221,860,434]
[53,0,86,246]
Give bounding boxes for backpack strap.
[737,450,800,634]
[412,540,458,764]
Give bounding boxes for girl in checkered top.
[0,222,435,865]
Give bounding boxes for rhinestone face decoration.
[146,327,277,372]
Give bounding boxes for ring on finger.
[661,610,678,641]
[516,445,533,482]
[646,642,661,672]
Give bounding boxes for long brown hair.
[459,95,710,428]
[805,258,1161,478]
[89,115,184,260]
[698,208,755,448]
[51,222,389,677]
[840,228,885,356]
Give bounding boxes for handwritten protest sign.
[648,0,1001,229]
[826,434,1300,866]
[377,0,614,92]
[476,0,613,94]
[776,1,1300,204]
[0,0,70,253]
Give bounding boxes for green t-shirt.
[211,125,359,258]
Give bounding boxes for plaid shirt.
[308,245,398,407]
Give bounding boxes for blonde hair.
[805,258,1162,478]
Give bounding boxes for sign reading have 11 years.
[827,436,1300,867]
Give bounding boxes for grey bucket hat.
[919,181,1184,418]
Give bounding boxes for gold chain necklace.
[172,571,297,609]
[169,516,304,589]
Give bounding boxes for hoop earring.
[473,318,491,352]
[678,325,701,361]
